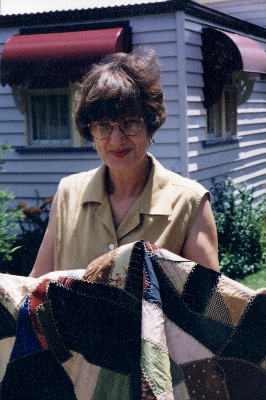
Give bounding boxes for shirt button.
[109,244,115,250]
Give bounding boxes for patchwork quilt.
[0,240,266,399]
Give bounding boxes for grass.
[235,264,266,290]
[232,225,266,290]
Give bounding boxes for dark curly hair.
[74,50,166,141]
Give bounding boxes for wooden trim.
[176,11,189,178]
[202,137,243,148]
[19,20,130,35]
[15,146,96,153]
[69,82,83,147]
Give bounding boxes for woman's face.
[93,118,151,175]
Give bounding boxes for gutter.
[1,0,266,39]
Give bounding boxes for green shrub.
[1,192,53,276]
[0,143,23,267]
[0,144,52,275]
[0,191,22,264]
[210,177,266,278]
[0,142,12,171]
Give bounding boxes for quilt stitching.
[0,240,265,399]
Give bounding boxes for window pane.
[30,97,37,141]
[207,100,222,139]
[225,88,237,138]
[48,95,59,141]
[28,92,71,146]
[59,95,70,140]
[30,96,47,142]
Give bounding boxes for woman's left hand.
[255,288,266,295]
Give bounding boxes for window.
[206,71,257,141]
[28,89,70,146]
[24,81,83,147]
[206,85,237,140]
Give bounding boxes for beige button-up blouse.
[55,154,208,271]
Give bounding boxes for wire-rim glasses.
[87,117,144,140]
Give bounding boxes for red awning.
[202,28,266,108]
[219,30,266,74]
[1,28,127,86]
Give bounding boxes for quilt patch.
[0,240,266,399]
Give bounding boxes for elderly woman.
[30,51,219,278]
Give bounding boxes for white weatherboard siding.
[0,13,181,203]
[185,16,266,199]
[132,13,181,173]
[184,18,208,183]
[176,11,189,178]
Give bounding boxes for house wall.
[183,15,266,199]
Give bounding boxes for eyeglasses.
[87,117,144,140]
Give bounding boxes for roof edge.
[0,1,186,27]
[0,0,266,39]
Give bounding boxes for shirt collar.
[81,153,172,216]
[81,163,107,204]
